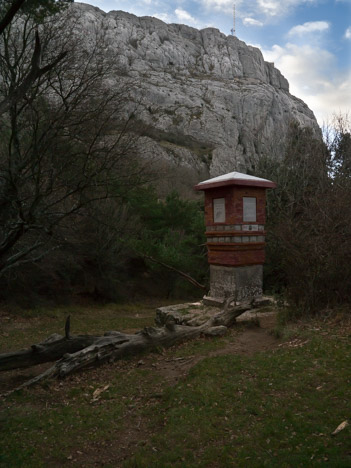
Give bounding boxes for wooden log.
[1,302,252,395]
[5,324,210,393]
[0,334,103,371]
[212,299,251,328]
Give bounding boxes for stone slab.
[210,264,263,301]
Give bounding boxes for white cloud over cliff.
[287,21,329,37]
[262,43,351,124]
[243,17,264,27]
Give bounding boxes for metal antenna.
[230,3,236,36]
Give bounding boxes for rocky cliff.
[73,3,320,193]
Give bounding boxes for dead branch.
[143,254,207,291]
[0,301,252,396]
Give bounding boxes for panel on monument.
[243,197,256,222]
[213,198,225,223]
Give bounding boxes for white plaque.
[243,197,256,222]
[213,198,225,223]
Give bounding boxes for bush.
[127,188,208,297]
[256,117,351,313]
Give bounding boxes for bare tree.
[0,3,149,277]
[324,113,351,180]
[0,0,72,115]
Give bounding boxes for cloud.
[288,21,329,37]
[257,0,316,18]
[153,7,211,29]
[196,0,242,15]
[175,8,199,26]
[257,0,281,16]
[262,43,351,125]
[243,17,264,27]
[345,27,351,39]
[152,12,172,23]
[197,0,317,20]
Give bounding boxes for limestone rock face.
[72,3,320,192]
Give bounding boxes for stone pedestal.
[209,264,263,301]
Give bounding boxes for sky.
[82,0,351,127]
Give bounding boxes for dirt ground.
[149,313,278,385]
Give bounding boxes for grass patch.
[127,333,351,467]
[1,366,163,467]
[0,304,350,467]
[0,301,163,352]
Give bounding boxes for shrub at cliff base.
[256,118,351,313]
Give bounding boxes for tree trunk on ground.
[0,300,251,395]
[0,333,105,371]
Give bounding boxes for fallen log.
[0,300,252,395]
[0,333,102,371]
[0,316,101,371]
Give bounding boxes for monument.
[194,171,276,303]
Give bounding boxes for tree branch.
[0,0,26,35]
[143,253,207,291]
[0,30,67,115]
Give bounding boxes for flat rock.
[156,302,219,327]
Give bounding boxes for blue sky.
[82,0,351,126]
